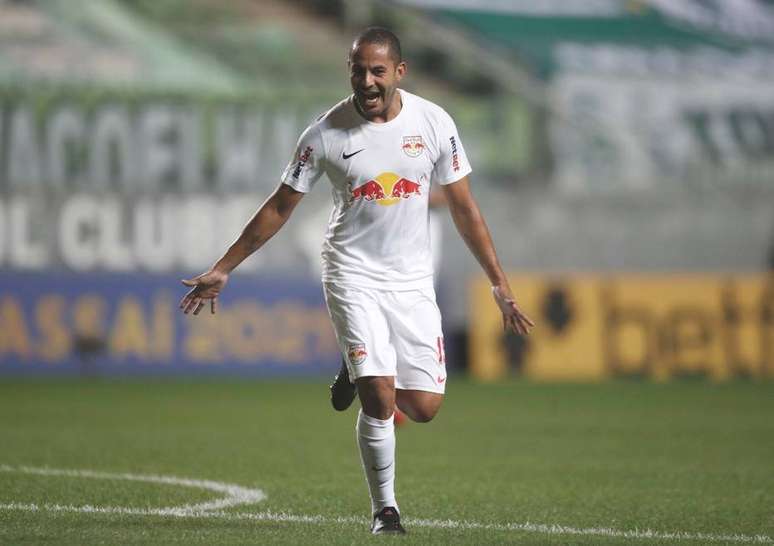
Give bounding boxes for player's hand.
[179,269,229,315]
[492,284,534,335]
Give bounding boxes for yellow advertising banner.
[469,274,774,381]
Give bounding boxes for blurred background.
[1,0,773,382]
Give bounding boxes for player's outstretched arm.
[179,184,305,315]
[442,176,534,335]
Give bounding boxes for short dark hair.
[351,27,402,65]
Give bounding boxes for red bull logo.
[351,172,421,206]
[402,135,425,158]
[347,343,367,366]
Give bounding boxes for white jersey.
[280,89,472,290]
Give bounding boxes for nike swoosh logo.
[342,149,365,159]
[372,462,393,472]
[437,376,446,384]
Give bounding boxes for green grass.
[0,379,772,544]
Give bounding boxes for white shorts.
[324,282,447,394]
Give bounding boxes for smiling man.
[179,27,533,535]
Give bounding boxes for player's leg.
[324,284,376,412]
[395,389,443,423]
[357,375,395,419]
[323,283,404,533]
[390,287,448,423]
[356,375,404,534]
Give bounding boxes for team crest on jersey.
[347,343,367,366]
[401,136,425,158]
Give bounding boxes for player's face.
[349,43,406,122]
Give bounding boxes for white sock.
[356,409,398,515]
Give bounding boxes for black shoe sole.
[329,361,356,411]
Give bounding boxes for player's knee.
[408,406,437,423]
[397,392,443,423]
[357,376,396,419]
[361,395,395,420]
[364,403,396,421]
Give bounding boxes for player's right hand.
[179,269,229,315]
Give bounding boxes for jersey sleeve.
[431,110,472,185]
[280,124,325,193]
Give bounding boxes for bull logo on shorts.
[347,343,368,366]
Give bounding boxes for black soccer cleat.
[371,506,406,535]
[329,359,357,411]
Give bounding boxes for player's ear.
[396,60,407,80]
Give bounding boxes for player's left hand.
[179,269,229,315]
[492,285,534,335]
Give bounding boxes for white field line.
[0,464,265,514]
[0,465,771,544]
[2,502,771,544]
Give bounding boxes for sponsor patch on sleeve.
[449,136,460,172]
[292,146,314,179]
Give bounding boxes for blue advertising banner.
[0,272,340,377]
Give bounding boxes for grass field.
[0,379,772,545]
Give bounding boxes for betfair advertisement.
[470,275,774,381]
[0,273,339,376]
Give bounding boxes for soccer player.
[179,27,534,534]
